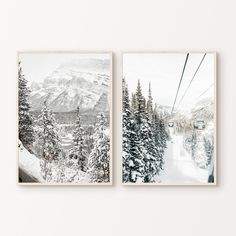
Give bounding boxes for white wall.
[0,0,235,235]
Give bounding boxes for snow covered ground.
[19,141,89,184]
[18,142,44,183]
[157,128,210,184]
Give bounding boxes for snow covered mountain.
[191,98,214,122]
[156,104,172,118]
[166,98,214,132]
[29,60,110,112]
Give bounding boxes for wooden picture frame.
[121,51,217,186]
[17,51,113,185]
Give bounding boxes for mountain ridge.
[29,63,110,112]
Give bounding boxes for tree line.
[122,78,168,183]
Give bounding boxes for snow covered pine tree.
[137,82,160,182]
[152,108,164,170]
[158,115,168,168]
[123,78,144,182]
[18,62,35,151]
[146,82,153,117]
[36,101,61,181]
[123,80,168,183]
[88,113,110,183]
[69,106,88,172]
[122,78,132,182]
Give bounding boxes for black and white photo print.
[18,52,112,185]
[122,52,216,185]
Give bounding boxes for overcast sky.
[19,53,110,83]
[123,53,215,111]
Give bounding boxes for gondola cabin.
[194,119,205,130]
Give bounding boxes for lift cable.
[196,83,213,100]
[177,53,206,108]
[171,53,189,114]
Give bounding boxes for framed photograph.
[122,52,216,185]
[17,51,112,185]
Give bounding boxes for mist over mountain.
[57,57,110,74]
[164,98,214,122]
[191,97,214,122]
[156,104,172,118]
[29,59,110,112]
